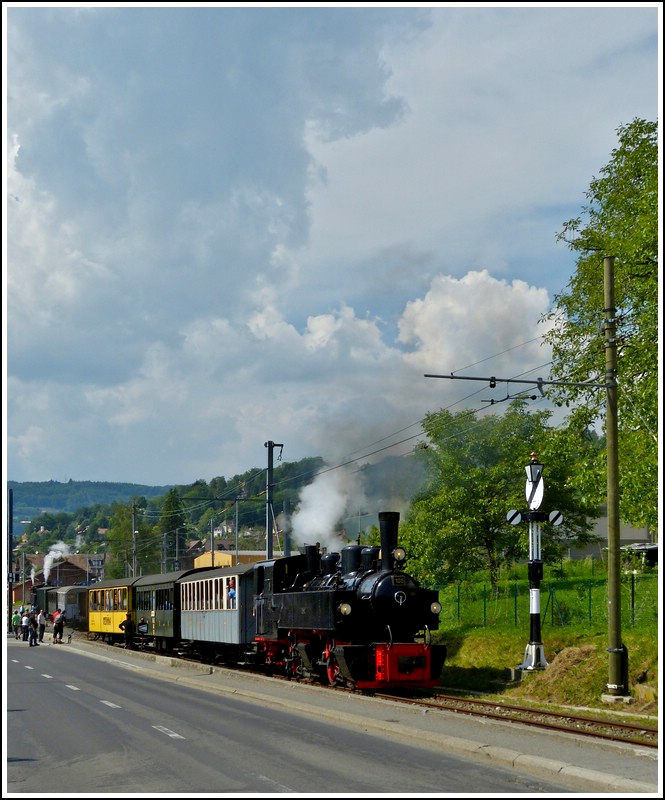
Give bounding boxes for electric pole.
[603,255,627,697]
[131,502,137,577]
[426,254,628,699]
[264,440,283,559]
[7,488,14,631]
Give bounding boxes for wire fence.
[437,572,658,631]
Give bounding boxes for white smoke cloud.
[290,467,368,553]
[43,541,71,583]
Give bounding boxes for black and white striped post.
[516,453,549,670]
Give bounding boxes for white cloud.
[4,6,658,487]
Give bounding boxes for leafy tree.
[105,502,133,578]
[543,118,658,532]
[104,499,160,577]
[400,402,598,589]
[157,489,188,571]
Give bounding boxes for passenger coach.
[178,564,254,662]
[88,576,140,644]
[134,568,216,651]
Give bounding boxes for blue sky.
[3,5,660,516]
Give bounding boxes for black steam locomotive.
[89,511,446,691]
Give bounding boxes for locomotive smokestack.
[378,511,400,572]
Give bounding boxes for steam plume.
[290,467,368,552]
[43,541,71,583]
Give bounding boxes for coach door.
[254,565,266,635]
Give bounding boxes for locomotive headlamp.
[338,603,352,616]
[392,547,406,563]
[430,601,442,615]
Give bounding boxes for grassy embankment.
[432,562,658,717]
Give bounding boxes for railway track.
[374,690,659,748]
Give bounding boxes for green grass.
[433,625,658,716]
[430,560,658,713]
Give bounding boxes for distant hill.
[7,480,173,531]
[7,455,427,537]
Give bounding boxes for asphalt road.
[5,635,660,796]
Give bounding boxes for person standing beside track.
[37,609,47,643]
[52,609,65,643]
[12,610,21,639]
[119,613,136,650]
[21,611,30,641]
[28,613,39,646]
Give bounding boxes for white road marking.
[65,685,81,691]
[42,674,53,678]
[101,701,122,708]
[257,775,295,791]
[153,726,185,739]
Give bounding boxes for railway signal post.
[508,453,562,672]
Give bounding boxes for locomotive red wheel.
[288,644,303,678]
[326,654,340,685]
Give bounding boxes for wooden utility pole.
[603,255,627,697]
[425,255,628,698]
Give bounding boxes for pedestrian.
[28,613,39,646]
[12,610,21,639]
[21,611,30,641]
[37,608,47,643]
[52,608,65,643]
[119,612,136,650]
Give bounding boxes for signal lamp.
[392,547,406,562]
[430,601,442,615]
[338,603,352,616]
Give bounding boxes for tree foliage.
[543,118,658,532]
[157,488,188,571]
[104,497,160,578]
[105,502,133,579]
[400,402,598,589]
